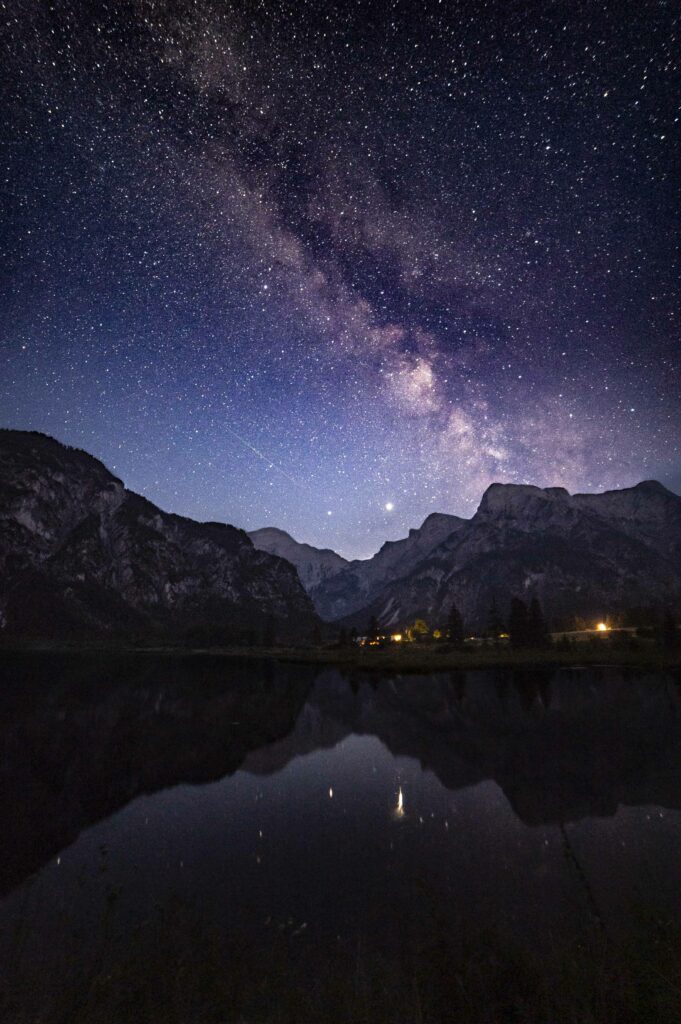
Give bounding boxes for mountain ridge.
[0,429,318,642]
[308,510,468,620]
[1,429,679,636]
[329,478,681,630]
[248,526,349,590]
[251,479,681,628]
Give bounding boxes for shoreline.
[2,641,681,673]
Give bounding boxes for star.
[0,0,676,558]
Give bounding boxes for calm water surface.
[1,653,681,1023]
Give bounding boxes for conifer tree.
[447,602,464,648]
[529,596,549,647]
[508,597,530,649]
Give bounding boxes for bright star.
[385,502,394,512]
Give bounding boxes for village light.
[391,633,403,642]
[596,622,609,632]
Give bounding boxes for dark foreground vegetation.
[3,896,681,1024]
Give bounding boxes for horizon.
[248,475,681,560]
[3,426,678,562]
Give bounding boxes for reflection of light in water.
[394,786,405,819]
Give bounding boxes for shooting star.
[222,422,305,490]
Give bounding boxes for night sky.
[1,1,679,558]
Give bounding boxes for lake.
[1,653,681,1023]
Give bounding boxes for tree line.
[354,596,679,651]
[447,595,550,650]
[352,595,551,650]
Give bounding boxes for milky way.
[1,0,679,556]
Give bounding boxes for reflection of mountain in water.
[245,668,681,825]
[2,654,681,897]
[0,653,314,898]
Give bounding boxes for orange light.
[596,622,608,632]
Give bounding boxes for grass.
[6,896,681,1024]
[4,638,681,674]
[249,640,681,673]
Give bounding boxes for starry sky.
[1,0,679,558]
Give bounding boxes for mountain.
[248,526,348,590]
[334,481,681,630]
[310,512,467,620]
[0,430,318,642]
[2,430,678,638]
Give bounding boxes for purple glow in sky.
[1,0,678,557]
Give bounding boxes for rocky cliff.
[248,526,349,590]
[309,512,467,620]
[0,430,318,642]
[329,481,681,629]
